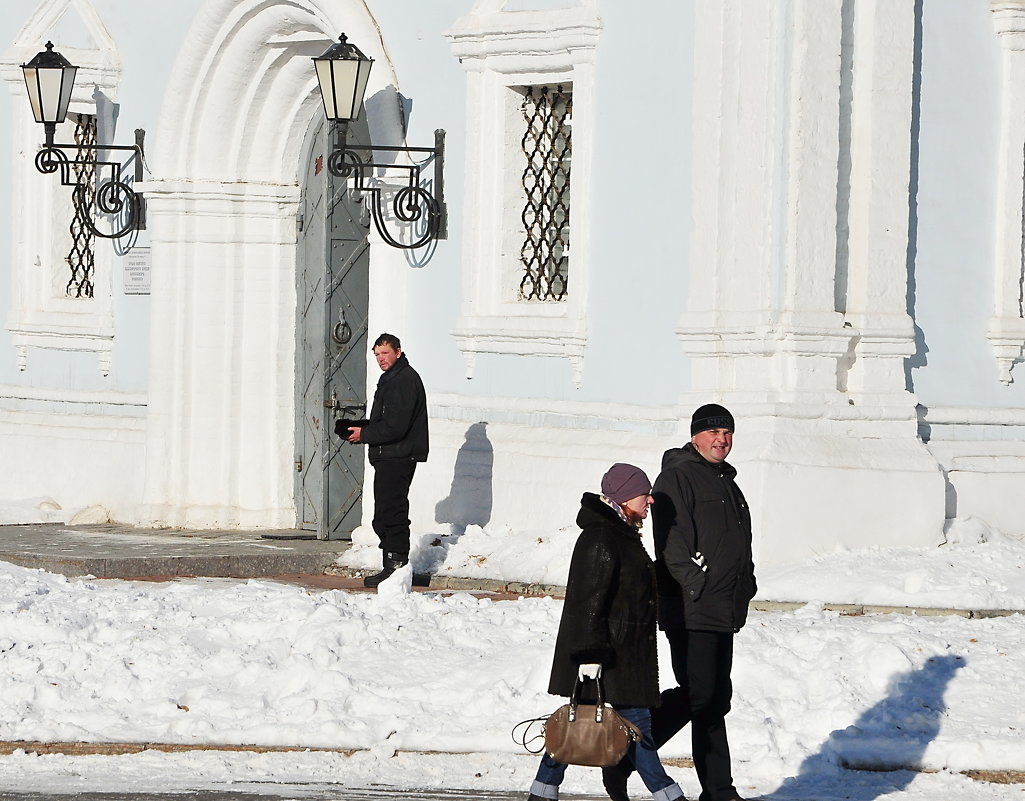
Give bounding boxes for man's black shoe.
[364,552,409,588]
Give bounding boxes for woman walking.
[527,463,686,801]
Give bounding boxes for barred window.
[66,113,97,299]
[518,84,572,302]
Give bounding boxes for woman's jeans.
[530,705,684,801]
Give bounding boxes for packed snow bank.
[756,516,1025,610]
[340,523,577,587]
[340,515,1025,610]
[0,559,1023,780]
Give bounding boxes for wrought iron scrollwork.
[327,128,445,250]
[33,130,144,241]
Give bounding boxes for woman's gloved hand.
[577,663,602,680]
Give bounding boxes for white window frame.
[446,1,600,387]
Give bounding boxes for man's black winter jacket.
[360,354,429,464]
[652,443,756,632]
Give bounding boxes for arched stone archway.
[136,0,405,528]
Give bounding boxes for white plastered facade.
[0,0,144,515]
[2,0,120,377]
[918,1,1025,539]
[3,0,1025,565]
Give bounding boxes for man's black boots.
[363,552,409,588]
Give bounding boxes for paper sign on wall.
[124,248,151,295]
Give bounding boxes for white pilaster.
[842,0,918,407]
[680,0,852,406]
[137,181,300,528]
[988,1,1025,384]
[680,0,943,562]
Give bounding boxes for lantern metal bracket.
[327,124,446,250]
[36,124,145,240]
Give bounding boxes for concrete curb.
[0,741,1021,786]
[324,565,567,599]
[5,551,344,579]
[749,600,1023,619]
[326,567,1025,618]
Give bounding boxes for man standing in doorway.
[339,333,429,587]
[603,403,756,801]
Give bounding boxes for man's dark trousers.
[372,457,417,557]
[654,628,736,801]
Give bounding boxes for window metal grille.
[519,85,572,302]
[66,114,96,299]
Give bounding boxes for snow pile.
[0,555,1024,799]
[341,522,577,587]
[0,497,72,526]
[339,514,1025,611]
[0,561,559,752]
[2,501,1025,798]
[757,516,1025,610]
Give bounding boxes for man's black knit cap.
[691,403,735,436]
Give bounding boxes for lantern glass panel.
[22,63,77,124]
[351,61,371,121]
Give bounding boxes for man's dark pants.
[372,457,417,557]
[654,628,737,801]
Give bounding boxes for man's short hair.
[374,333,402,351]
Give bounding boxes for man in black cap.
[603,404,756,801]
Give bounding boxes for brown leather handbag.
[543,676,643,767]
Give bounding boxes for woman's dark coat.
[547,493,660,708]
[652,443,757,633]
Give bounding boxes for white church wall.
[0,0,201,517]
[0,385,145,514]
[911,0,1015,405]
[0,0,1017,564]
[425,0,696,406]
[920,406,1025,540]
[908,1,1025,537]
[413,392,679,539]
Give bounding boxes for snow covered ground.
[0,501,1024,799]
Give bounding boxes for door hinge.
[296,211,304,232]
[295,456,303,472]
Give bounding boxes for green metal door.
[296,117,371,539]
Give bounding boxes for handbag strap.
[569,672,607,723]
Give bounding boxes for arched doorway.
[140,0,406,530]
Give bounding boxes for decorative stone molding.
[446,1,600,388]
[988,0,1025,384]
[2,0,121,376]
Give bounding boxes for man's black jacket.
[356,354,428,464]
[652,443,756,632]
